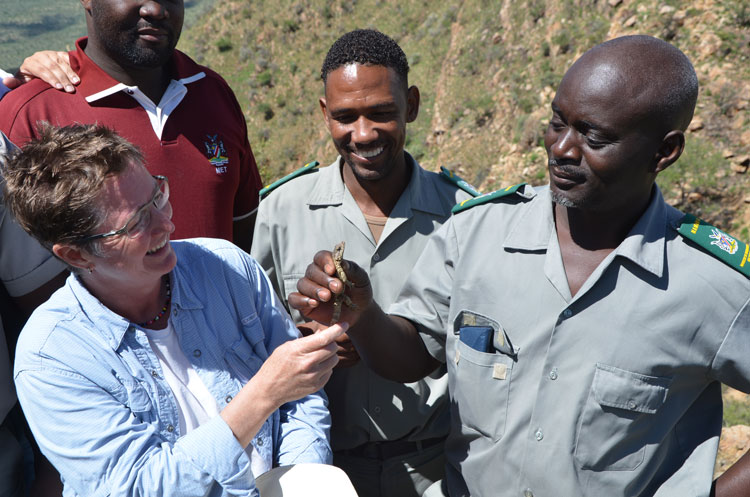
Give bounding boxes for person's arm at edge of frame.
[712,450,750,496]
[288,250,440,383]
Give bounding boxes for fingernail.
[55,83,63,89]
[72,77,80,83]
[65,85,74,92]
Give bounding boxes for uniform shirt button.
[257,438,264,446]
[167,424,174,432]
[627,400,637,409]
[535,429,543,441]
[173,309,179,316]
[562,309,573,318]
[193,349,201,357]
[374,406,381,414]
[524,489,534,497]
[548,369,558,380]
[151,370,159,378]
[373,253,380,262]
[225,395,233,403]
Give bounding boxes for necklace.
[139,275,171,327]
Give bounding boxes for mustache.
[548,159,585,179]
[135,21,173,35]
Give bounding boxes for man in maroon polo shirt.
[0,0,262,250]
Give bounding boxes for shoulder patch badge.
[439,166,481,197]
[675,213,750,277]
[451,183,527,214]
[259,161,320,200]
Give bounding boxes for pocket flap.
[126,383,152,413]
[592,364,670,414]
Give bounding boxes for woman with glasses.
[2,123,348,497]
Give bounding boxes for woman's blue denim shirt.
[14,238,332,497]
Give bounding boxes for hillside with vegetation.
[180,0,749,476]
[182,0,749,236]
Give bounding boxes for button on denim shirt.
[14,239,332,497]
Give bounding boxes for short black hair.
[321,29,409,86]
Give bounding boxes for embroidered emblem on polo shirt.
[204,134,229,174]
[709,227,738,255]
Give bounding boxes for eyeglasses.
[79,175,169,242]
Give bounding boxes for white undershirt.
[146,320,220,434]
[145,319,268,475]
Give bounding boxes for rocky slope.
[183,0,748,229]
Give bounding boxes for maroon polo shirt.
[0,37,262,242]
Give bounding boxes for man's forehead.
[324,63,403,99]
[555,55,650,116]
[563,55,633,96]
[329,63,398,81]
[341,63,360,79]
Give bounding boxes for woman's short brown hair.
[2,123,143,252]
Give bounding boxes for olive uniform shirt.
[251,153,472,450]
[389,185,750,497]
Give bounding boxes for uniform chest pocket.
[449,339,514,443]
[575,363,671,471]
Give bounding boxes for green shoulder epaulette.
[439,166,482,197]
[452,183,527,214]
[675,213,750,277]
[259,161,320,200]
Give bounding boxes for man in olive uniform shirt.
[251,30,475,497]
[289,36,750,497]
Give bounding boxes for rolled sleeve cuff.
[175,416,256,492]
[388,306,448,364]
[278,437,332,466]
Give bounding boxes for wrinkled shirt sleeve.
[246,254,332,466]
[388,219,458,364]
[711,294,750,392]
[15,358,257,497]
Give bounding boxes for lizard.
[330,241,359,325]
